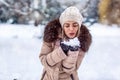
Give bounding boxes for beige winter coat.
[40,40,85,80]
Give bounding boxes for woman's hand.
[67,50,79,63]
[60,42,69,56]
[60,37,81,53]
[69,45,80,51]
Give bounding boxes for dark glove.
[69,46,80,51]
[60,37,81,54]
[60,42,69,56]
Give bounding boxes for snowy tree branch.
[80,0,91,12]
[0,0,10,7]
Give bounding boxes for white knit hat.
[59,6,83,27]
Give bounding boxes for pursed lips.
[69,33,75,36]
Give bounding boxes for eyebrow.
[73,22,79,25]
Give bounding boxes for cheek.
[64,28,69,34]
[74,28,79,33]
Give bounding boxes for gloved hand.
[60,42,69,56]
[60,37,81,55]
[69,45,80,51]
[62,50,79,73]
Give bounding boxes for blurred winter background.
[0,0,120,80]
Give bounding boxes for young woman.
[39,6,92,80]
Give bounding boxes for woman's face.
[63,21,79,39]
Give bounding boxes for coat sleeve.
[62,51,78,74]
[39,41,67,68]
[76,51,85,70]
[62,50,85,74]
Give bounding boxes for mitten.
[69,45,80,51]
[60,42,69,56]
[62,51,79,73]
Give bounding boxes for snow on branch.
[10,8,31,16]
[0,0,10,7]
[80,0,91,12]
[0,0,32,16]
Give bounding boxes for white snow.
[89,23,120,37]
[0,23,120,80]
[61,37,80,47]
[33,0,39,9]
[0,0,10,7]
[41,0,47,9]
[0,24,45,38]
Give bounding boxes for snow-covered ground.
[79,24,120,80]
[0,23,120,80]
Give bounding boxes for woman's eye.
[64,25,69,28]
[73,24,79,27]
[73,23,79,27]
[66,26,69,28]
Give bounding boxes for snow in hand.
[61,37,80,47]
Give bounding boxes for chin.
[68,36,76,39]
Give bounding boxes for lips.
[69,33,75,36]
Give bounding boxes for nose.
[69,26,73,31]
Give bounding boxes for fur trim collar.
[43,19,92,52]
